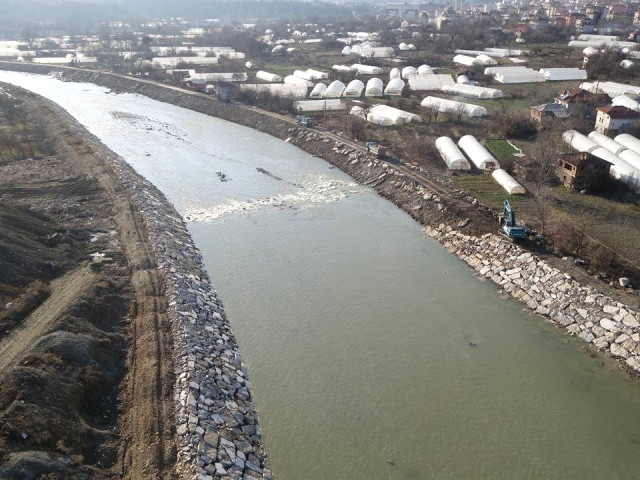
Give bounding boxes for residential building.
[530,102,571,124]
[595,106,640,134]
[556,152,611,191]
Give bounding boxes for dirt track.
[0,84,176,478]
[0,265,96,375]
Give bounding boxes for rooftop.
[597,105,640,119]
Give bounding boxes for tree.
[527,129,562,235]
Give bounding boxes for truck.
[365,142,387,158]
[296,115,314,128]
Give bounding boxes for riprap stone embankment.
[107,156,271,480]
[426,225,640,375]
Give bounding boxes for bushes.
[489,113,536,139]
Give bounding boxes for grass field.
[485,139,519,162]
[453,173,530,211]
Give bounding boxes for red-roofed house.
[595,106,640,134]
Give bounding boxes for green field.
[485,139,519,162]
[453,173,529,211]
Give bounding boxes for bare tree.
[527,129,562,235]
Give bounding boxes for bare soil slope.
[0,84,176,479]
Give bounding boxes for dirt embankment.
[0,83,175,479]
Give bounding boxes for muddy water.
[3,71,640,480]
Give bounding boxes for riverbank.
[2,63,639,378]
[2,64,639,362]
[0,81,271,479]
[47,64,640,376]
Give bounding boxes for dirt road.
[0,265,96,374]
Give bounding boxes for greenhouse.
[332,65,354,73]
[351,45,394,58]
[578,34,620,41]
[323,80,346,98]
[580,81,640,97]
[408,74,455,90]
[590,148,640,182]
[494,69,545,84]
[306,69,329,80]
[457,135,500,170]
[421,97,487,117]
[434,137,471,171]
[309,83,328,98]
[389,68,401,79]
[621,60,635,69]
[384,78,405,96]
[417,65,433,75]
[583,47,599,57]
[343,79,365,97]
[568,40,637,49]
[587,131,626,155]
[476,54,497,66]
[190,73,247,82]
[484,66,528,76]
[454,49,508,57]
[239,84,307,98]
[440,84,503,99]
[365,78,384,97]
[293,99,346,112]
[492,169,526,194]
[366,104,422,126]
[294,70,313,81]
[341,46,352,55]
[284,75,313,87]
[351,64,384,75]
[615,133,640,154]
[485,48,523,56]
[399,42,411,50]
[402,66,418,78]
[453,54,482,66]
[618,149,640,171]
[562,130,599,153]
[456,75,470,84]
[350,106,367,121]
[539,68,587,81]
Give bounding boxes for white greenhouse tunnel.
[435,137,471,171]
[401,66,418,79]
[457,135,500,170]
[616,133,640,154]
[421,97,487,117]
[492,169,526,195]
[365,78,384,97]
[364,104,422,126]
[440,84,503,99]
[384,78,405,96]
[587,131,626,155]
[343,79,365,97]
[562,130,599,153]
[309,83,327,98]
[294,99,345,112]
[323,80,346,98]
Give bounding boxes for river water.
[3,71,640,479]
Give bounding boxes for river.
[2,71,640,479]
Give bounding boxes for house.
[554,88,609,118]
[595,105,640,134]
[556,152,611,191]
[530,102,571,124]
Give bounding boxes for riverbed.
[3,71,640,479]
